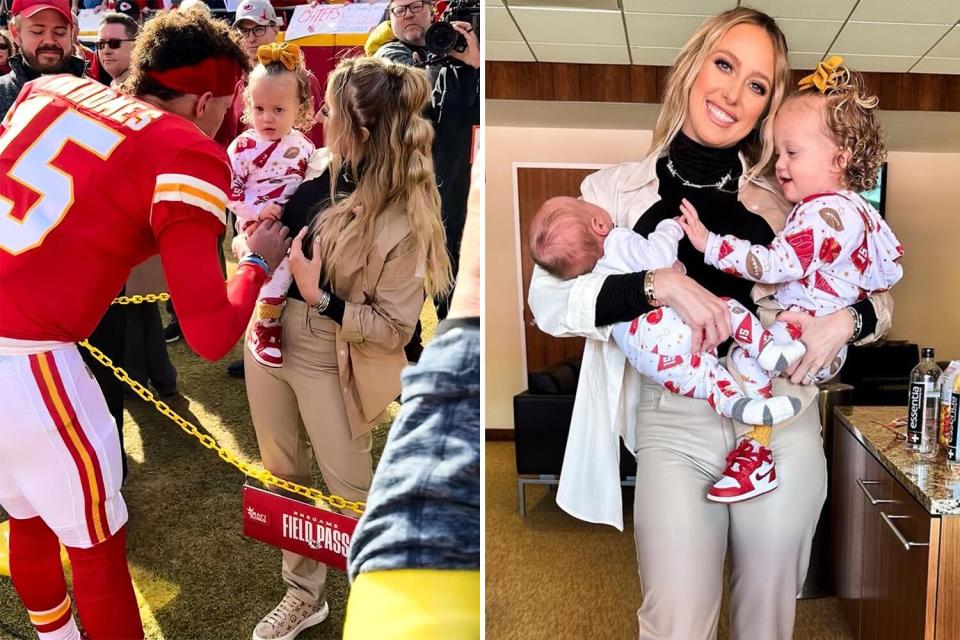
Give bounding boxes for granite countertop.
[835,406,960,516]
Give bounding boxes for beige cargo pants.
[631,374,827,639]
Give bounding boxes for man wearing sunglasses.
[97,12,137,87]
[0,0,88,120]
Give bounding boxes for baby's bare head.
[529,196,611,280]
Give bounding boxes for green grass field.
[0,301,436,640]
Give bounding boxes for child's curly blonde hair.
[789,60,886,192]
[242,43,316,133]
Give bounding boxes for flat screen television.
[859,162,887,218]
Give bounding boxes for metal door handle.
[880,512,930,551]
[857,478,894,505]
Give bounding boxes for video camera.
[423,0,479,59]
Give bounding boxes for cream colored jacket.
[527,152,893,530]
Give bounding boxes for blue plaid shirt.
[348,318,480,579]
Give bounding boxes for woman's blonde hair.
[651,7,790,184]
[308,56,452,298]
[243,47,315,133]
[789,67,886,192]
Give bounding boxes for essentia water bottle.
[907,347,942,458]
[948,374,960,466]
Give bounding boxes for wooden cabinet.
[831,415,867,638]
[831,420,951,640]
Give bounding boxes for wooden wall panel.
[487,61,540,101]
[584,64,634,103]
[488,62,960,112]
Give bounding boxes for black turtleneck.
[280,162,362,324]
[595,130,877,345]
[596,132,770,330]
[668,129,742,186]
[594,133,766,357]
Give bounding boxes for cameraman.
[376,0,478,68]
[375,0,479,324]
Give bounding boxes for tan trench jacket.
[305,150,426,439]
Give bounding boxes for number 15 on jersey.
[0,94,124,255]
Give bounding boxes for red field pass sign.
[242,485,358,571]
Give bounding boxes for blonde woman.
[528,7,893,639]
[243,55,451,640]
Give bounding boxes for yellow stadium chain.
[78,339,365,515]
[112,292,172,305]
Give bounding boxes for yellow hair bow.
[257,42,300,71]
[798,55,847,93]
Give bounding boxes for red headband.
[146,56,242,97]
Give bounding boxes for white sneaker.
[252,594,329,640]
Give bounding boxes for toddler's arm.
[227,140,260,228]
[683,196,860,285]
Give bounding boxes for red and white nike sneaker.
[708,437,778,503]
[248,319,283,368]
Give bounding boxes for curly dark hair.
[791,68,886,192]
[126,9,250,100]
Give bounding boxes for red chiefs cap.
[11,0,73,21]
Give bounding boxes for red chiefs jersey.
[0,74,230,342]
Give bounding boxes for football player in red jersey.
[0,10,290,640]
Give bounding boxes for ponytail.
[312,57,452,298]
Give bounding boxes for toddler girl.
[679,57,904,501]
[228,42,316,367]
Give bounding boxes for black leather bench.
[513,358,637,515]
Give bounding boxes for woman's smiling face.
[682,23,776,149]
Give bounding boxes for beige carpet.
[485,441,853,640]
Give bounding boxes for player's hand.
[259,203,282,222]
[448,21,480,68]
[245,219,291,273]
[779,309,853,385]
[288,227,324,305]
[653,268,731,354]
[677,198,709,253]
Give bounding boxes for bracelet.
[247,252,269,268]
[643,270,661,308]
[846,306,863,343]
[310,290,332,315]
[239,254,269,275]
